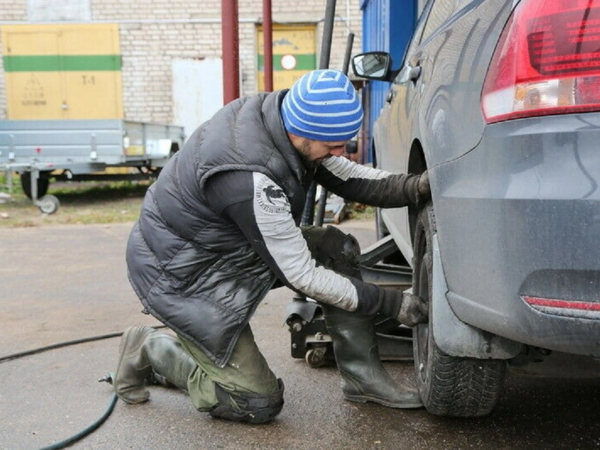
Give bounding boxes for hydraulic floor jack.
[285,235,414,368]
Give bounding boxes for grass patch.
[346,203,375,221]
[0,173,375,228]
[0,173,149,228]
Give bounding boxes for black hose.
[0,332,124,363]
[38,393,118,450]
[0,325,166,449]
[0,325,165,363]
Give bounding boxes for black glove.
[417,171,431,204]
[404,171,431,206]
[378,288,428,327]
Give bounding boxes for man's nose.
[330,147,345,157]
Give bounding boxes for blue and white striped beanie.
[281,69,363,142]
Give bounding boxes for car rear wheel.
[412,203,506,417]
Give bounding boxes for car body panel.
[370,0,600,358]
[377,0,513,264]
[431,230,523,359]
[435,113,600,356]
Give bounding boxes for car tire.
[412,202,506,417]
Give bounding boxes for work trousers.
[177,225,362,411]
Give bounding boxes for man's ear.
[287,132,304,150]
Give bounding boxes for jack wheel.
[37,195,60,214]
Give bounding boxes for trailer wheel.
[37,195,60,215]
[412,203,506,417]
[20,171,51,199]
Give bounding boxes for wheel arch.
[407,140,427,244]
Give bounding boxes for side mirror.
[352,52,392,80]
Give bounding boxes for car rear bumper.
[433,113,600,356]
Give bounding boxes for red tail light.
[482,0,600,123]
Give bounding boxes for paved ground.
[1,221,599,450]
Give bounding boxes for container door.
[58,24,123,119]
[1,24,123,120]
[2,26,63,119]
[256,25,317,91]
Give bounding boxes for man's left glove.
[378,288,428,327]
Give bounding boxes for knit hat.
[281,69,363,142]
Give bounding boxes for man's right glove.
[378,288,428,327]
[404,171,431,206]
[417,171,431,203]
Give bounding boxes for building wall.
[0,0,26,117]
[0,0,362,125]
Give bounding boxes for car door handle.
[408,66,421,82]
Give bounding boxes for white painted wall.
[172,58,223,141]
[27,0,91,21]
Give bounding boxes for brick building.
[0,0,362,136]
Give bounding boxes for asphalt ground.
[1,220,599,450]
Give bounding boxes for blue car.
[353,0,600,417]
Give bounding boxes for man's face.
[288,133,348,167]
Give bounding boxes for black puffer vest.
[126,91,310,367]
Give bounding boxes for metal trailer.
[0,119,185,214]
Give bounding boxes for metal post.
[6,168,13,193]
[30,168,38,202]
[318,0,336,69]
[221,0,240,104]
[314,32,355,227]
[263,0,273,92]
[341,32,355,75]
[300,0,336,226]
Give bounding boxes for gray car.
[353,0,600,417]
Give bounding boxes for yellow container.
[1,23,123,120]
[256,25,317,92]
[125,145,145,156]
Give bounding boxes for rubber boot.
[114,326,196,404]
[322,306,423,409]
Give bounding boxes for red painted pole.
[221,0,240,104]
[263,0,273,92]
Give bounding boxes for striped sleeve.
[205,170,383,314]
[250,172,359,310]
[315,156,419,207]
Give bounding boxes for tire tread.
[413,203,506,418]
